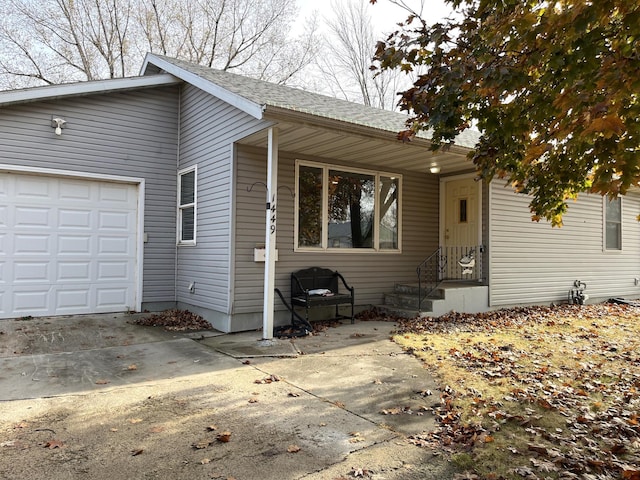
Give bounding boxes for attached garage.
[0,170,142,319]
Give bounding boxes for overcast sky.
[296,0,453,36]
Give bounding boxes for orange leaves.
[396,301,640,478]
[584,115,626,138]
[254,374,282,384]
[44,439,64,449]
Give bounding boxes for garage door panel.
[0,172,138,319]
[98,211,132,230]
[59,209,92,229]
[14,206,53,228]
[99,183,135,205]
[13,261,50,282]
[12,288,50,313]
[58,235,92,255]
[98,236,132,255]
[59,181,91,201]
[96,287,129,308]
[14,234,50,254]
[15,177,52,199]
[55,288,90,310]
[97,261,129,280]
[57,262,91,281]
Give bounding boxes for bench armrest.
[291,273,310,298]
[335,272,354,294]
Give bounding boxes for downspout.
[262,127,278,340]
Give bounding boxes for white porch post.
[262,127,278,340]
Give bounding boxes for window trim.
[177,165,197,246]
[294,159,402,253]
[603,196,622,252]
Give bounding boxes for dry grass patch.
[393,303,640,479]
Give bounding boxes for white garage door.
[0,173,139,318]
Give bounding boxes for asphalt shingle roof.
[151,55,480,149]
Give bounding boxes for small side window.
[605,196,621,251]
[178,166,196,245]
[459,198,468,223]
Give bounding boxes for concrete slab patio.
[0,314,455,480]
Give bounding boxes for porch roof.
[143,54,480,175]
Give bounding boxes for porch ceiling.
[236,119,475,175]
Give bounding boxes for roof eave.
[0,74,180,107]
[263,105,473,155]
[141,53,265,120]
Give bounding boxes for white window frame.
[294,159,402,253]
[603,196,622,252]
[177,165,197,246]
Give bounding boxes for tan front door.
[443,177,480,278]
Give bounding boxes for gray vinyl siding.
[233,145,439,313]
[177,85,268,313]
[0,86,180,303]
[489,182,640,306]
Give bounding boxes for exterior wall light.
[429,163,441,174]
[51,117,66,136]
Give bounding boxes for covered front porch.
[234,116,487,338]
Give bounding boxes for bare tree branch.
[0,0,317,90]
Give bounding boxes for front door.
[443,176,480,279]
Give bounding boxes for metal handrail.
[416,245,485,311]
[416,247,446,311]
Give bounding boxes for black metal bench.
[290,267,355,325]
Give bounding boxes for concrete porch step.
[382,282,490,317]
[393,283,444,298]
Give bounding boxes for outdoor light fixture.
[51,117,66,136]
[429,163,441,174]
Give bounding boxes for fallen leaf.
[248,398,258,403]
[131,449,144,456]
[351,467,371,477]
[95,379,110,385]
[44,439,64,449]
[216,431,232,443]
[242,360,251,365]
[288,392,301,397]
[127,418,143,424]
[1,441,16,447]
[373,379,383,384]
[192,439,213,449]
[127,364,137,371]
[287,444,300,453]
[206,425,218,431]
[254,374,282,384]
[149,426,164,433]
[110,428,118,432]
[200,458,211,464]
[13,421,29,429]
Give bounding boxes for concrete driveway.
[0,314,455,480]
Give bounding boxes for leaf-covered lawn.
[393,303,640,480]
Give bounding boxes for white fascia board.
[0,163,145,184]
[142,53,264,120]
[0,74,180,107]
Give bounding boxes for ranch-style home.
[1,53,639,336]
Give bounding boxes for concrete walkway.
[0,314,454,480]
